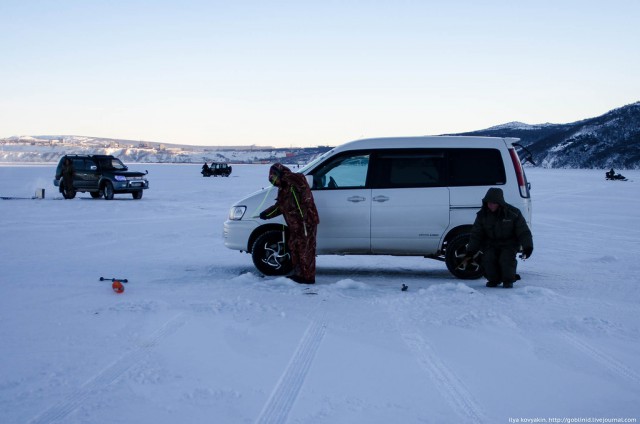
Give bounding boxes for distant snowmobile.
[605,168,627,181]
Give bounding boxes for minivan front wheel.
[251,230,292,276]
[445,234,484,279]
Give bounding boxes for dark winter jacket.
[61,159,75,189]
[261,163,320,230]
[62,159,75,179]
[466,187,533,254]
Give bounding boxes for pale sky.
[1,0,638,147]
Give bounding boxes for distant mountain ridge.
[0,135,330,165]
[451,101,640,169]
[3,101,639,168]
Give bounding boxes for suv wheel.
[103,181,114,200]
[60,180,76,199]
[445,233,484,279]
[251,230,292,276]
[132,190,143,200]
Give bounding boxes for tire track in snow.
[399,330,487,424]
[388,303,487,424]
[254,311,327,424]
[28,313,187,424]
[563,332,640,385]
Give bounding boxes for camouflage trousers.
[288,223,317,282]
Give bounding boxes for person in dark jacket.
[61,157,75,198]
[259,163,320,284]
[465,187,533,288]
[606,168,615,179]
[201,162,210,176]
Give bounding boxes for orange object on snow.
[112,280,125,294]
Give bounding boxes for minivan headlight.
[229,206,246,220]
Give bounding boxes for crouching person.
[465,188,533,288]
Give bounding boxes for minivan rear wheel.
[445,233,484,279]
[251,230,292,276]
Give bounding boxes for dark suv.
[53,155,149,200]
[202,162,232,177]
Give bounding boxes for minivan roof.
[334,136,520,153]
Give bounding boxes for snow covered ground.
[1,163,639,424]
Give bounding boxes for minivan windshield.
[298,148,336,174]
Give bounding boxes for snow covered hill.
[455,102,640,169]
[0,135,330,165]
[1,164,639,423]
[2,101,640,168]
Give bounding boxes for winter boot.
[486,281,501,288]
[503,281,514,289]
[288,275,315,285]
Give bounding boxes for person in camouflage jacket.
[465,187,533,288]
[259,163,320,284]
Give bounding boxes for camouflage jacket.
[261,163,320,229]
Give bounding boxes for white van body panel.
[370,187,449,254]
[223,136,532,274]
[313,188,371,253]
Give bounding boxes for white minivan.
[224,136,532,279]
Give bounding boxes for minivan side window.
[311,152,370,189]
[372,150,445,188]
[448,149,506,186]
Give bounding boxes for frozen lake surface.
[1,163,639,423]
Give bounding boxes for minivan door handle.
[373,195,389,203]
[347,196,366,203]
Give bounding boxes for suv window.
[372,150,445,188]
[447,148,506,186]
[97,157,127,170]
[72,158,88,171]
[311,152,370,189]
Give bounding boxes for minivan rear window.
[373,151,446,188]
[447,149,506,186]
